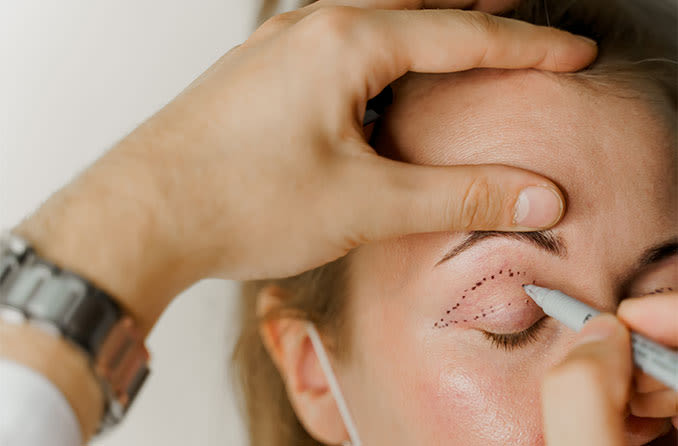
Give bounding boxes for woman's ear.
[257,285,349,445]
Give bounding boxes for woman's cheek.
[412,359,545,446]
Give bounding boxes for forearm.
[11,144,196,335]
[3,143,198,442]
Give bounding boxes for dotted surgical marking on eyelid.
[433,268,540,329]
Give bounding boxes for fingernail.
[513,186,564,228]
[575,35,597,46]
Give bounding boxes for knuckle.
[457,176,501,230]
[258,11,297,35]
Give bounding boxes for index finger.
[342,8,597,96]
[618,294,678,347]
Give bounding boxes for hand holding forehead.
[250,1,597,100]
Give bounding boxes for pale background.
[0,1,296,445]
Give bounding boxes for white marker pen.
[523,284,678,391]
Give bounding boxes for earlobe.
[256,285,350,444]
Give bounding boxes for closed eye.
[482,316,548,351]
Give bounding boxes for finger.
[313,0,476,9]
[542,314,632,446]
[339,156,564,242]
[313,0,518,12]
[630,389,678,419]
[320,8,597,96]
[618,295,678,346]
[635,369,668,393]
[252,1,481,45]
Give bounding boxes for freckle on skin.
[482,314,486,317]
[491,276,494,279]
[474,316,478,320]
[483,278,486,281]
[462,296,465,299]
[508,303,511,306]
[472,287,476,290]
[499,270,503,274]
[509,273,514,277]
[447,310,450,314]
[464,319,468,322]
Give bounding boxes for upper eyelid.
[482,316,549,351]
[483,315,548,337]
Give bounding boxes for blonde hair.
[233,1,677,445]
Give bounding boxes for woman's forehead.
[374,68,670,201]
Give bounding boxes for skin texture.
[265,68,677,445]
[3,2,597,440]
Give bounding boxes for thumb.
[542,314,633,446]
[342,157,565,242]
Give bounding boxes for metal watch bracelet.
[0,230,150,435]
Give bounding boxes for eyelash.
[482,316,548,351]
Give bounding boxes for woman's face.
[338,69,677,445]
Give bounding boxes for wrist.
[12,147,200,335]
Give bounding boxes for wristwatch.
[0,230,150,434]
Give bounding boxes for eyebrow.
[435,230,567,267]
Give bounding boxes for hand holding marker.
[524,284,678,390]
